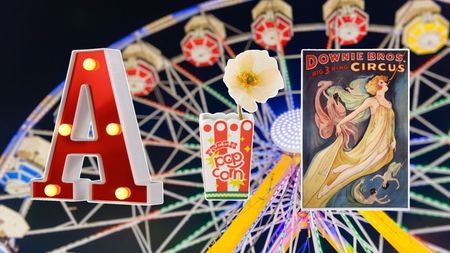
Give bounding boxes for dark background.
[0,0,203,149]
[2,1,447,148]
[0,0,432,150]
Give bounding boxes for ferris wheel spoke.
[163,85,203,114]
[141,115,167,141]
[159,190,210,214]
[412,47,450,78]
[412,76,421,111]
[147,82,200,115]
[418,82,450,108]
[153,85,168,105]
[419,75,450,99]
[410,126,435,137]
[131,206,152,253]
[0,193,28,200]
[163,179,203,188]
[27,216,135,236]
[131,225,149,253]
[413,171,450,198]
[253,111,271,140]
[262,102,276,123]
[134,96,198,121]
[409,224,450,235]
[424,69,450,83]
[409,207,450,219]
[217,48,227,72]
[260,177,292,252]
[163,62,179,95]
[79,204,104,225]
[347,212,380,253]
[60,202,78,225]
[163,113,180,143]
[158,149,185,174]
[19,198,33,217]
[325,211,351,253]
[155,196,204,253]
[411,151,450,181]
[28,129,53,137]
[198,87,210,113]
[138,109,164,128]
[414,115,446,136]
[167,65,204,113]
[171,61,237,111]
[170,113,201,142]
[411,175,450,187]
[143,140,200,157]
[378,30,393,49]
[426,242,450,253]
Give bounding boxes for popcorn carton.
[199,113,254,200]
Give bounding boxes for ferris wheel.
[0,0,449,252]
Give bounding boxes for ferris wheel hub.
[270,109,301,153]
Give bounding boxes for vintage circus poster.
[301,49,410,209]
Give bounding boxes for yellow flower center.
[237,71,259,87]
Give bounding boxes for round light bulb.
[106,123,122,136]
[115,187,131,200]
[58,124,72,136]
[83,58,97,71]
[44,184,61,197]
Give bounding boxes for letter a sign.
[31,49,163,205]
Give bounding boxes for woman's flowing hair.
[314,76,373,149]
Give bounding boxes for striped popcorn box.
[199,113,254,200]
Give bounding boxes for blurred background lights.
[123,42,162,96]
[396,0,449,55]
[323,0,369,46]
[270,109,301,153]
[403,13,449,55]
[181,15,225,67]
[251,0,293,50]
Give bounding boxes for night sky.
[0,0,203,149]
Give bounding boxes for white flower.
[223,50,284,112]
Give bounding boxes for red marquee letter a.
[31,49,163,205]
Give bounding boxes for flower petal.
[236,51,254,72]
[223,58,240,89]
[250,68,284,103]
[259,67,285,89]
[228,87,258,112]
[249,50,278,74]
[240,99,258,112]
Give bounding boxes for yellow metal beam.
[207,154,297,253]
[359,210,432,253]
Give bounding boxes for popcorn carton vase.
[199,113,254,200]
